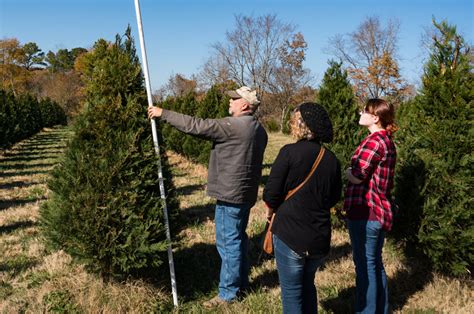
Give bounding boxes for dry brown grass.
[164,132,473,313]
[1,129,472,313]
[0,128,165,313]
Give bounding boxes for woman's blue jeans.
[215,201,252,301]
[348,220,389,314]
[273,234,325,313]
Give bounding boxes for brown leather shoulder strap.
[284,147,325,201]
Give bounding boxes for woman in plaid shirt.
[344,98,398,314]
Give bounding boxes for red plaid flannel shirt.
[344,130,396,230]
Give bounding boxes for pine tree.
[39,98,67,127]
[40,27,177,279]
[395,19,473,276]
[318,60,361,169]
[317,60,362,225]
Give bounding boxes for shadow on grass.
[174,202,215,233]
[173,242,221,302]
[0,256,39,277]
[15,145,66,152]
[153,233,280,302]
[0,127,69,153]
[148,217,280,302]
[248,227,267,267]
[175,183,206,196]
[0,162,56,171]
[0,197,46,210]
[320,249,434,312]
[135,242,221,304]
[0,130,67,178]
[0,220,37,235]
[389,255,434,311]
[249,238,353,293]
[0,169,51,178]
[19,139,61,146]
[18,134,65,142]
[0,180,37,189]
[248,228,280,290]
[2,151,42,158]
[0,154,60,162]
[323,242,352,267]
[252,268,279,290]
[320,286,355,313]
[2,147,63,158]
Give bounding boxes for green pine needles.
[40,27,176,279]
[394,19,473,276]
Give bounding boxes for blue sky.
[1,0,472,91]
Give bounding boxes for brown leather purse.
[263,147,326,255]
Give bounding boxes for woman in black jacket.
[263,103,342,313]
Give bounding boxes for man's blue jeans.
[273,234,326,313]
[348,220,389,314]
[215,201,252,301]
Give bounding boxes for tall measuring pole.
[134,0,178,307]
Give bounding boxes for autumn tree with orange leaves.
[330,17,409,103]
[0,38,31,96]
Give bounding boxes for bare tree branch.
[329,16,407,102]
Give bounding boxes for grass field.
[0,128,472,313]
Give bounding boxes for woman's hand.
[264,202,274,222]
[346,167,363,184]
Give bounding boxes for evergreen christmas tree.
[40,27,177,279]
[317,60,362,225]
[39,97,67,127]
[318,60,361,169]
[395,20,473,276]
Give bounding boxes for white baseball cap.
[226,86,260,106]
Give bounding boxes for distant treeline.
[0,38,86,118]
[0,90,67,149]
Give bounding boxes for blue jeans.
[348,220,389,314]
[215,201,252,301]
[274,234,325,314]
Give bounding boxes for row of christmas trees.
[1,92,67,148]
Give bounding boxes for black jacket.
[263,140,342,257]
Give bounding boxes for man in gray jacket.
[148,86,268,307]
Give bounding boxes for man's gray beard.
[228,108,233,115]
